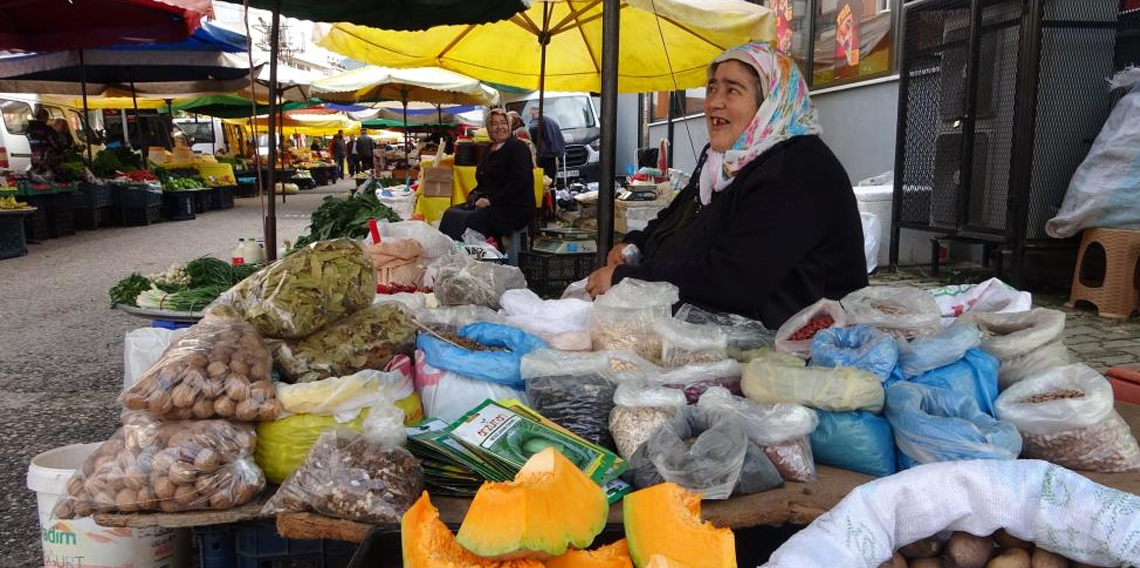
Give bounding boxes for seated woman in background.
[586,41,868,329]
[439,108,535,244]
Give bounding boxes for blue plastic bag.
[909,347,1000,416]
[416,322,548,389]
[897,324,982,378]
[885,381,1022,468]
[809,410,897,477]
[809,325,899,381]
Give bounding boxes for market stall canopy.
[164,94,309,118]
[251,64,319,103]
[0,0,209,51]
[42,95,171,110]
[232,112,360,136]
[310,66,500,106]
[236,0,525,31]
[315,0,774,93]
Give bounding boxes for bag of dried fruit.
[995,364,1140,472]
[273,302,416,383]
[774,298,848,358]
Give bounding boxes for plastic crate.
[192,188,212,213]
[195,521,357,568]
[0,213,29,259]
[22,195,51,241]
[216,185,235,209]
[74,206,111,230]
[122,204,161,226]
[236,178,258,198]
[78,182,113,209]
[118,184,163,209]
[162,192,197,221]
[47,191,76,238]
[517,251,597,298]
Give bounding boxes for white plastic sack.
[860,212,881,274]
[413,350,526,423]
[842,286,942,339]
[376,187,417,221]
[276,370,415,423]
[123,327,188,389]
[762,459,1140,568]
[1047,68,1140,238]
[561,278,591,302]
[591,278,679,361]
[500,289,593,351]
[774,299,848,357]
[963,308,1070,390]
[928,277,1033,325]
[697,386,817,446]
[378,220,455,262]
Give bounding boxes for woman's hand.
[586,265,617,298]
[475,197,491,209]
[606,244,629,267]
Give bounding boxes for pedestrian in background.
[332,130,347,179]
[528,106,565,183]
[356,129,375,176]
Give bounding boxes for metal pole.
[666,91,676,167]
[264,0,281,262]
[597,0,619,263]
[536,2,552,155]
[1005,0,1044,286]
[78,49,92,162]
[279,89,286,205]
[403,95,411,188]
[129,78,147,169]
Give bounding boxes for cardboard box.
[421,180,452,198]
[422,166,453,183]
[615,198,669,234]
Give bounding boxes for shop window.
[1,99,32,135]
[648,88,706,123]
[811,0,897,88]
[764,0,812,73]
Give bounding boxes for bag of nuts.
[995,363,1140,472]
[590,278,679,362]
[120,317,281,422]
[52,413,264,518]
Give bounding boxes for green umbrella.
[249,0,526,30]
[362,118,456,129]
[163,94,309,118]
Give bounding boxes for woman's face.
[704,60,763,153]
[488,114,511,144]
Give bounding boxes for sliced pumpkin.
[644,555,696,568]
[623,483,736,568]
[546,540,633,568]
[457,448,609,560]
[401,492,544,568]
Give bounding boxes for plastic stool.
[503,228,528,267]
[1067,228,1140,319]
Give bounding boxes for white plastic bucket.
[27,443,187,568]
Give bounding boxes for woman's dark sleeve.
[622,184,696,249]
[490,141,536,208]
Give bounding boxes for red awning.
[0,0,210,51]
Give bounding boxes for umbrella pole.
[537,2,551,158]
[265,0,282,262]
[279,89,286,205]
[78,49,92,163]
[597,0,620,262]
[403,95,410,188]
[129,78,147,170]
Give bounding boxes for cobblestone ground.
[0,182,352,568]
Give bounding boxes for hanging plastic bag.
[860,212,881,274]
[378,220,455,263]
[697,387,818,481]
[590,278,679,362]
[995,364,1140,472]
[416,305,506,333]
[609,380,687,461]
[809,324,899,381]
[521,349,617,449]
[364,238,424,290]
[885,381,1022,467]
[275,369,422,424]
[961,308,1070,390]
[658,359,743,404]
[841,286,942,339]
[809,410,896,477]
[256,410,369,485]
[742,356,884,413]
[274,303,417,383]
[909,347,1001,416]
[429,252,527,309]
[627,405,783,499]
[654,317,728,367]
[123,327,188,389]
[896,323,982,379]
[675,303,775,361]
[774,299,848,357]
[928,277,1033,325]
[53,413,264,518]
[500,289,593,351]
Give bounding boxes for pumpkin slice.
[402,492,544,568]
[623,483,736,568]
[546,540,633,568]
[644,555,696,568]
[457,448,609,560]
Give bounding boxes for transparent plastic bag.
[841,286,942,339]
[896,323,982,379]
[609,379,687,461]
[885,381,1022,467]
[208,238,376,339]
[53,413,264,518]
[430,252,526,310]
[742,357,884,413]
[809,324,898,381]
[655,317,728,367]
[628,405,783,499]
[414,350,527,423]
[675,304,774,361]
[276,369,420,424]
[909,348,1000,417]
[995,364,1140,472]
[120,318,281,422]
[962,308,1070,390]
[416,305,506,333]
[274,303,416,383]
[659,359,744,404]
[521,350,616,449]
[774,299,848,357]
[697,386,819,481]
[123,327,187,389]
[256,410,368,485]
[590,278,679,361]
[500,289,593,351]
[378,220,455,262]
[809,410,896,477]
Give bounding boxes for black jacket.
[356,134,375,157]
[613,135,868,329]
[475,136,535,210]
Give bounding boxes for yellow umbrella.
[315,0,773,93]
[311,66,499,106]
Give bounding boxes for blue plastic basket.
[195,521,357,568]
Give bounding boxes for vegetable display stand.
[195,520,356,568]
[0,208,35,259]
[162,191,197,221]
[518,251,597,298]
[311,165,333,186]
[216,185,235,209]
[47,190,77,238]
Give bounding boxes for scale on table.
[617,181,661,202]
[532,227,598,255]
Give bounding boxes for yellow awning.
[225,113,361,136]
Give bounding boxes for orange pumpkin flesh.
[623,483,736,568]
[401,492,544,568]
[644,555,696,568]
[546,539,633,568]
[457,448,609,560]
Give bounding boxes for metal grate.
[564,145,590,168]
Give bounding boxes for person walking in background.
[355,129,375,176]
[346,135,358,177]
[332,130,347,179]
[528,105,565,183]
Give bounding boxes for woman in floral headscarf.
[586,42,867,329]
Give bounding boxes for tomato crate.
[78,181,113,209]
[517,251,597,299]
[195,521,356,568]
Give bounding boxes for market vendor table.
[0,207,37,259]
[412,165,545,224]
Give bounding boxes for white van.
[0,93,89,171]
[173,117,226,155]
[505,91,601,184]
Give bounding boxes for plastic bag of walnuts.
[120,317,282,422]
[52,413,264,518]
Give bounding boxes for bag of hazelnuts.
[52,412,265,518]
[120,317,282,422]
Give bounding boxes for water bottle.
[231,238,246,266]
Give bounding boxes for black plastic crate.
[0,212,29,259]
[118,185,163,209]
[74,206,111,230]
[192,188,212,213]
[47,192,76,238]
[518,251,597,298]
[216,185,235,209]
[78,182,113,209]
[22,195,51,241]
[162,192,197,221]
[122,204,161,226]
[236,178,258,198]
[196,520,356,568]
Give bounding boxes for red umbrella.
[0,0,210,51]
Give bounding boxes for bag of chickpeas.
[120,317,282,422]
[52,412,264,518]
